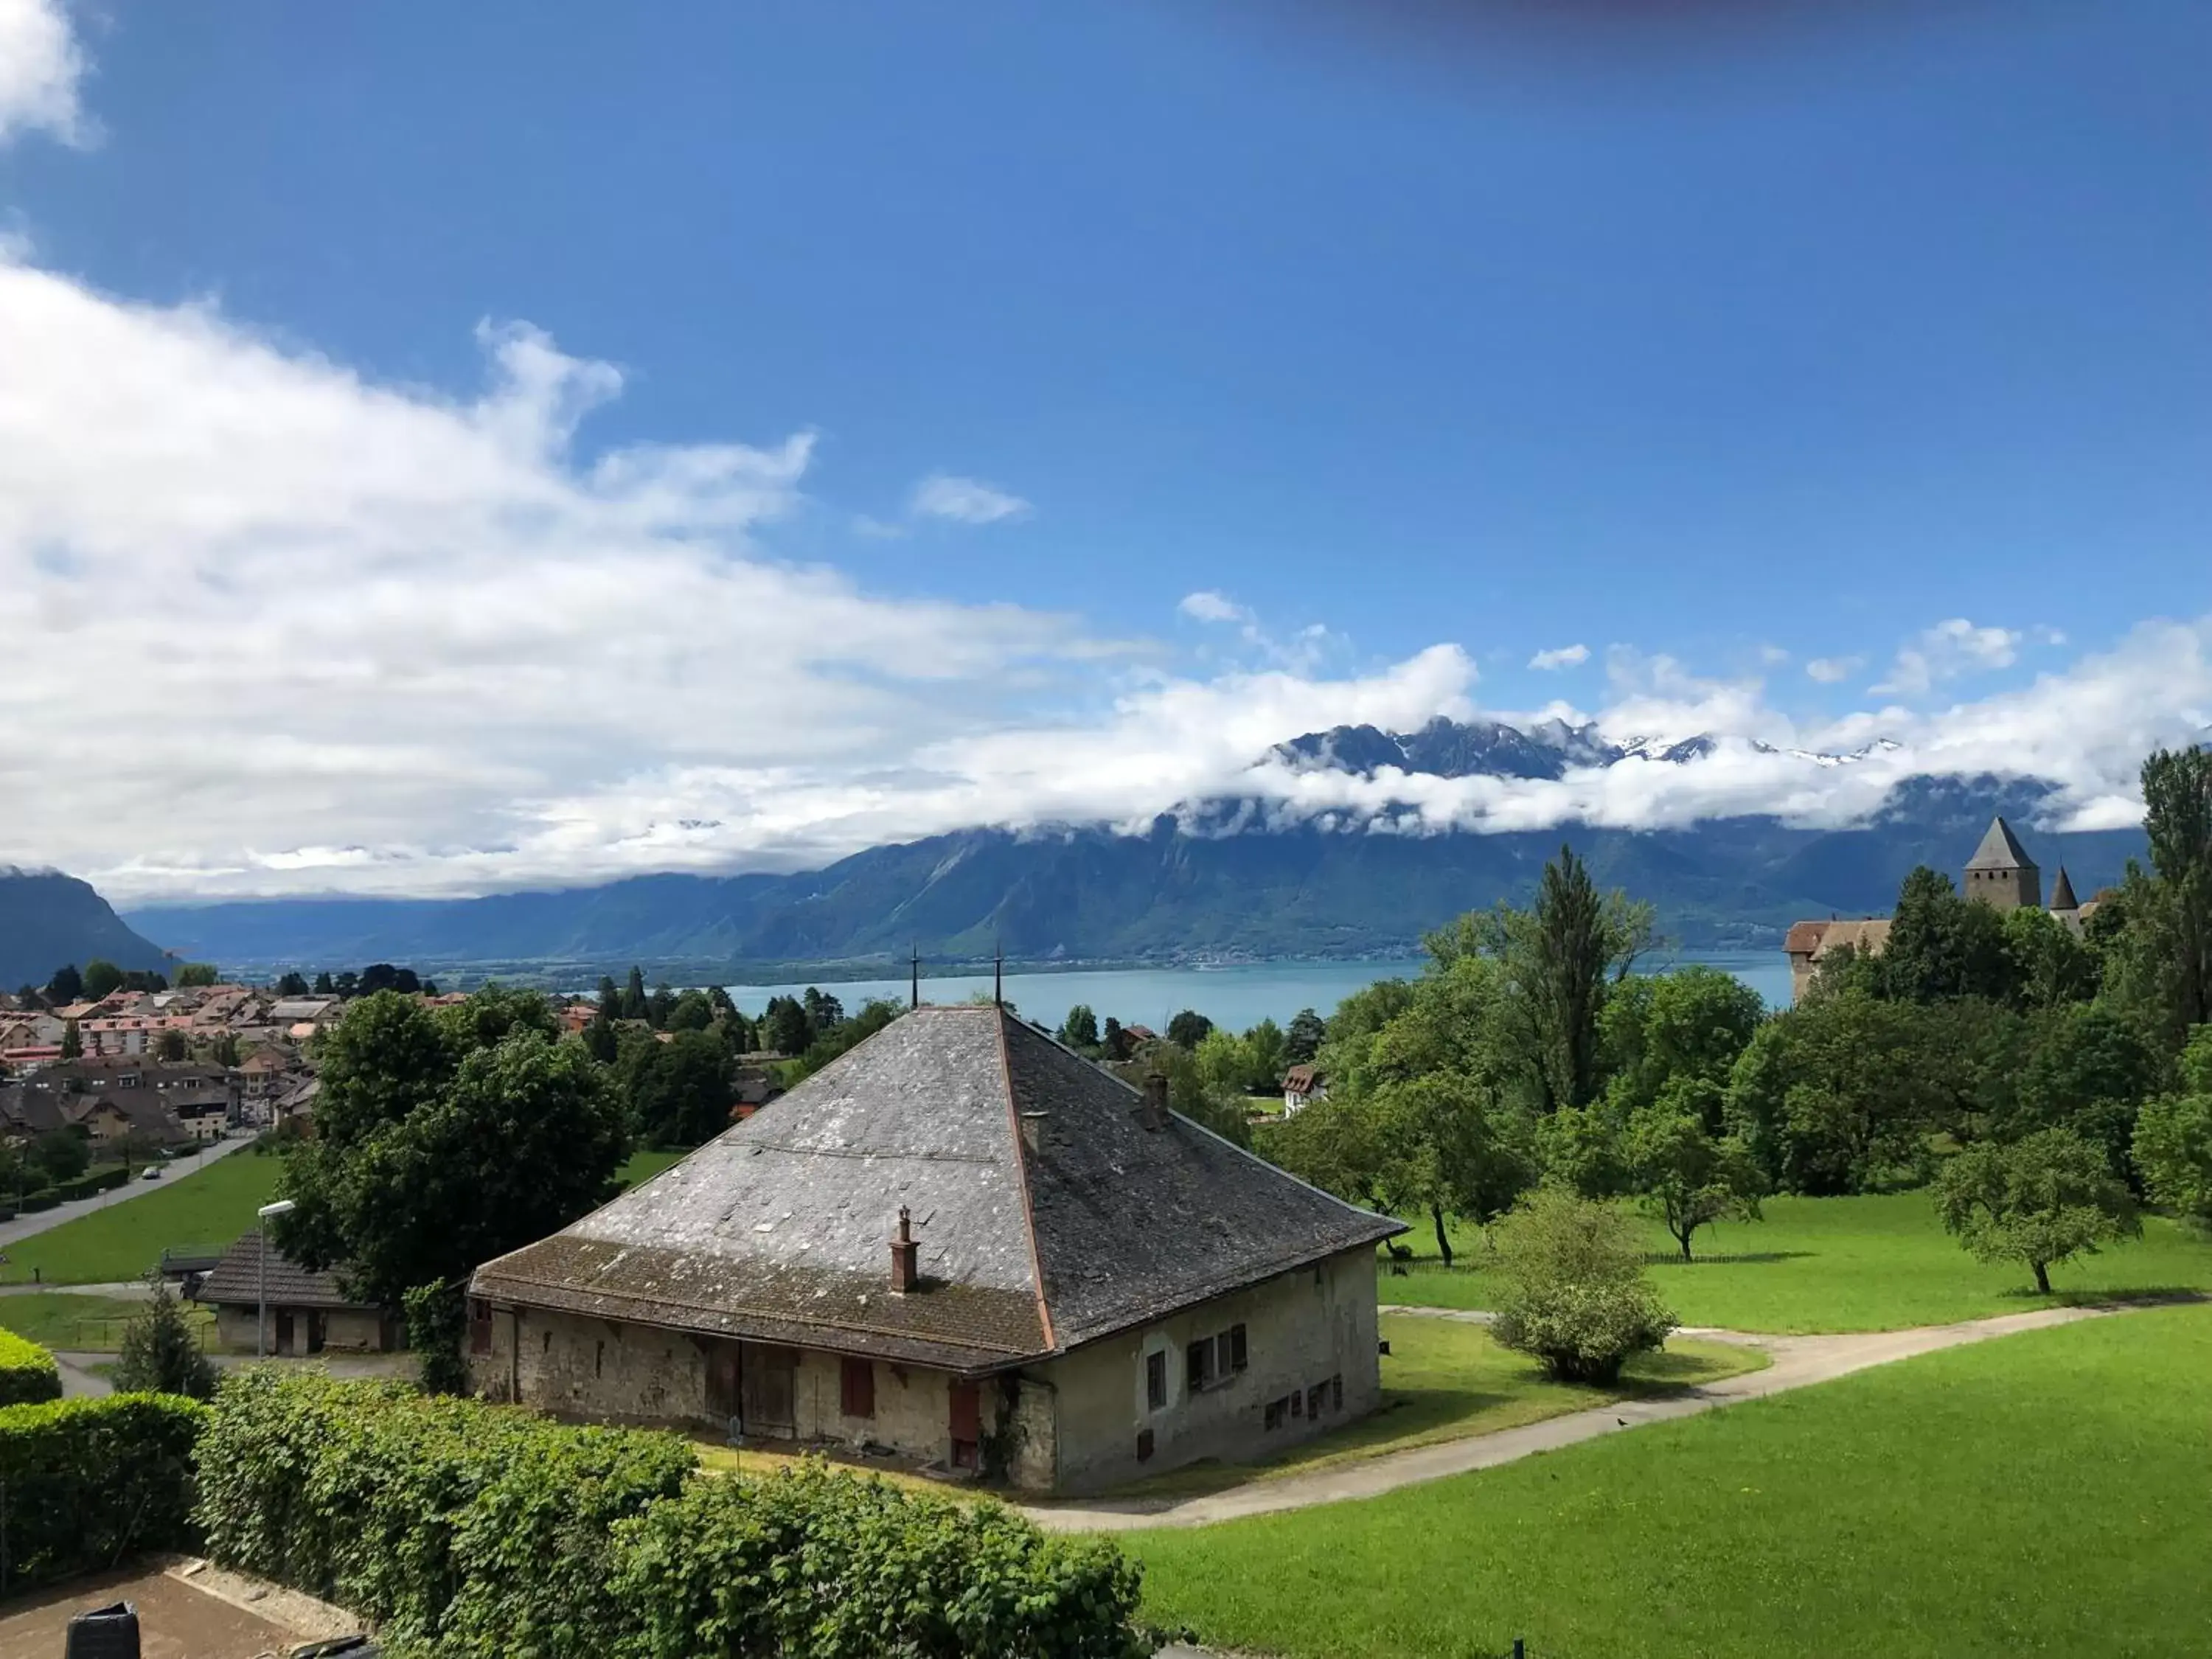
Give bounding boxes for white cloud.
[909,472,1030,525]
[1179,591,1251,625]
[1757,645,1790,667]
[1805,655,1861,684]
[0,252,2199,905]
[0,0,88,147]
[1528,643,1590,671]
[1873,617,2021,696]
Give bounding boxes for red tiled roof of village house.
[1783,920,1829,955]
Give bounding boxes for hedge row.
[0,1329,63,1406]
[195,1370,1150,1659]
[15,1188,60,1213]
[0,1394,209,1595]
[57,1166,136,1201]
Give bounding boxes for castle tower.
[2048,865,2079,914]
[1964,815,2041,911]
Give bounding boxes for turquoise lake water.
[726,948,1792,1034]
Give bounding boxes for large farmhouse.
[468,1004,1402,1493]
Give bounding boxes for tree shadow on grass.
[1997,1284,2211,1309]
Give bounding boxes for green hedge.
[0,1394,208,1595]
[194,1369,696,1657]
[612,1462,1150,1659]
[54,1167,133,1202]
[0,1329,63,1406]
[18,1187,59,1213]
[195,1371,1150,1659]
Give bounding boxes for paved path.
[0,1133,250,1259]
[1024,1304,2118,1532]
[0,1278,153,1298]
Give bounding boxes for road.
[1025,1303,2130,1531]
[0,1133,250,1257]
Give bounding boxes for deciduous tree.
[1934,1127,2138,1294]
[80,959,124,1001]
[174,963,220,988]
[1625,1084,1765,1260]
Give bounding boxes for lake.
[725,948,1792,1034]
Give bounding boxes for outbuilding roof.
[199,1231,378,1312]
[472,1004,1403,1375]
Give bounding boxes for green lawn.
[617,1147,690,1189]
[1,1151,282,1286]
[1384,1192,2212,1332]
[1130,1303,2212,1659]
[0,1292,213,1353]
[1103,1315,1763,1499]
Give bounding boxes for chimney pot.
[1140,1073,1169,1131]
[891,1206,919,1293]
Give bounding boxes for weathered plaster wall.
[470,1307,1053,1478]
[1041,1245,1382,1495]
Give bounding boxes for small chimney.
[1018,1110,1047,1154]
[890,1205,919,1293]
[1139,1072,1169,1131]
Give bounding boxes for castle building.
[1784,815,2093,1001]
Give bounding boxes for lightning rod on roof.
[910,943,920,1011]
[994,939,1004,1009]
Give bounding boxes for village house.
[198,1231,399,1354]
[469,1004,1402,1494]
[66,1092,190,1150]
[1281,1064,1326,1116]
[1784,815,2101,999]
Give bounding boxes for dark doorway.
[740,1343,797,1436]
[949,1379,981,1470]
[274,1311,294,1354]
[705,1340,741,1422]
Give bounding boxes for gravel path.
[1024,1304,2124,1532]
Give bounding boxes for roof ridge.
[994,1007,1057,1352]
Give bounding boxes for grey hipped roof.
[200,1231,379,1312]
[470,1005,1404,1374]
[1966,815,2037,872]
[2048,865,2079,911]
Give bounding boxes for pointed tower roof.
[1966,815,2037,872]
[2048,865,2079,911]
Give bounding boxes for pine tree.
[114,1273,218,1399]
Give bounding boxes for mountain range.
[0,869,175,989]
[115,719,2149,978]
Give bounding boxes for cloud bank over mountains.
[1,249,2207,901]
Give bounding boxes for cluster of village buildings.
[0,980,384,1150]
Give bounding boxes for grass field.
[1130,1302,2212,1659]
[0,1292,213,1353]
[617,1147,689,1189]
[1384,1192,2212,1332]
[1,1152,282,1286]
[1105,1315,1763,1498]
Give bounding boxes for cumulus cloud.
[1805,655,1861,684]
[0,252,2199,904]
[0,0,88,147]
[1179,591,1252,625]
[1528,643,1590,670]
[1873,618,2021,696]
[909,472,1029,525]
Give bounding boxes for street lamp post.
[255,1199,296,1358]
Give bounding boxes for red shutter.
[840,1356,875,1419]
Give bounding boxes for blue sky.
[0,1,2206,896]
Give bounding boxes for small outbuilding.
[198,1230,398,1355]
[469,1004,1403,1493]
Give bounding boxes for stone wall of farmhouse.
[1038,1245,1382,1495]
[468,1306,1057,1481]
